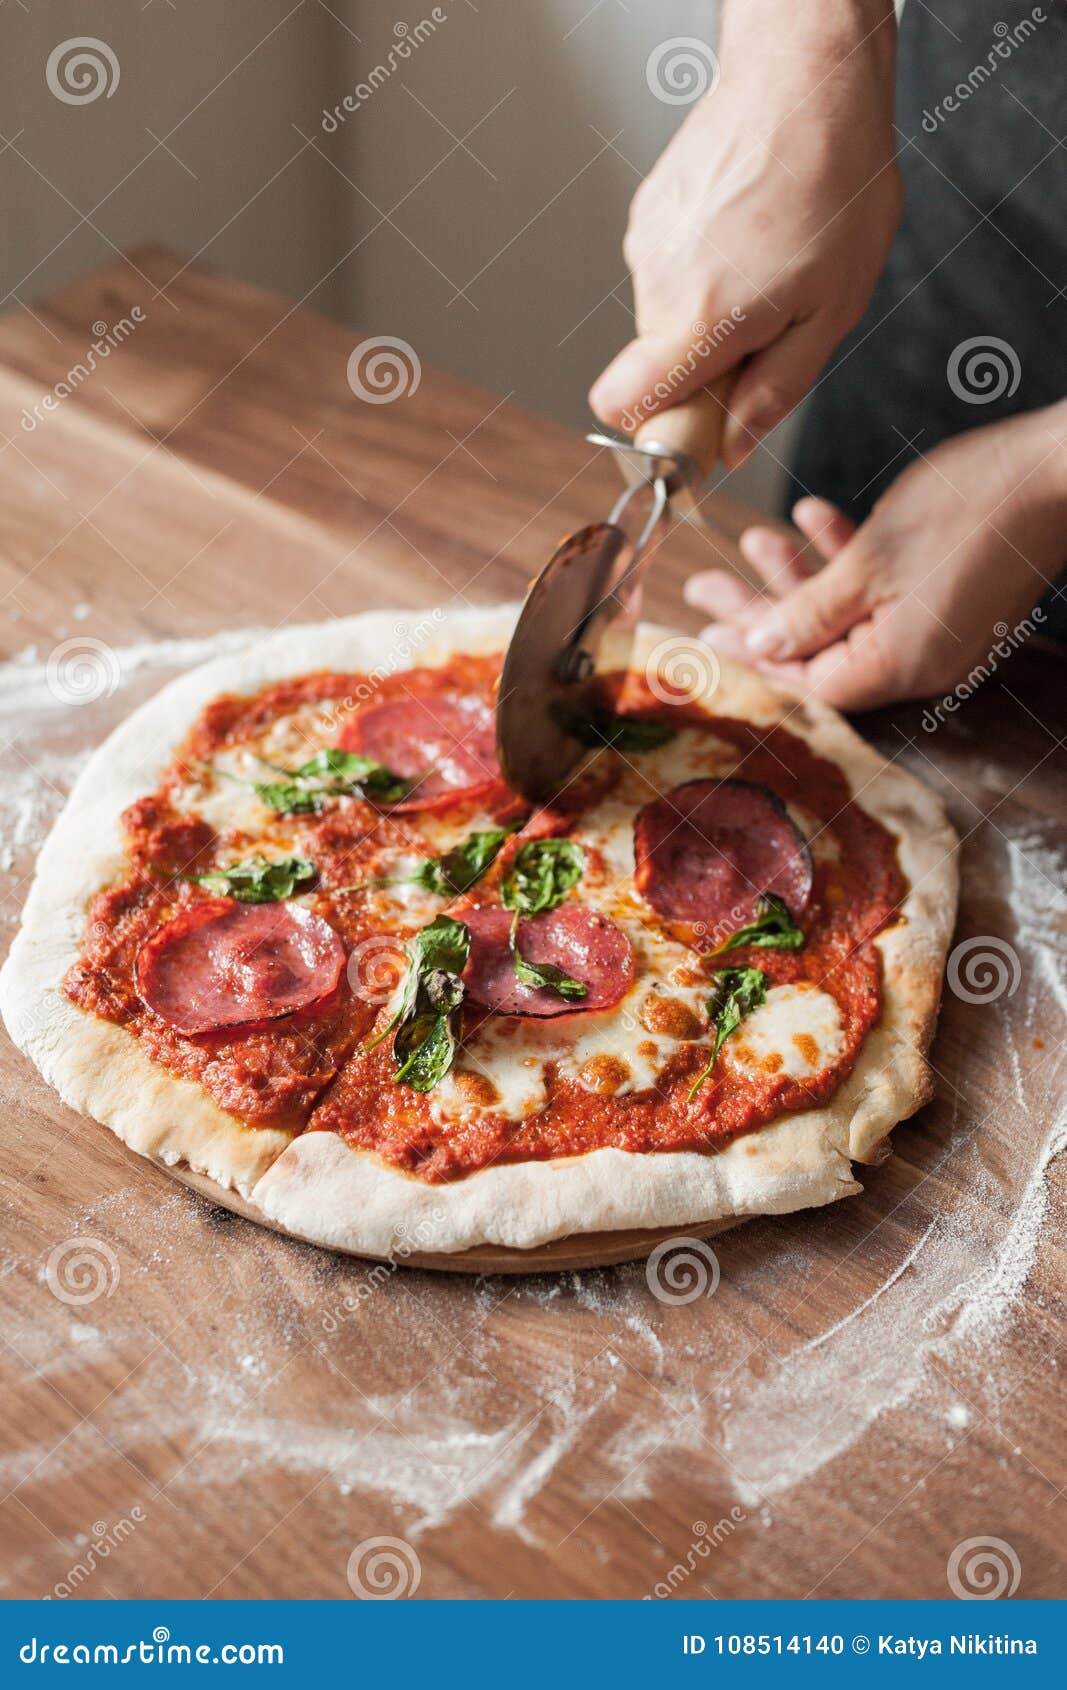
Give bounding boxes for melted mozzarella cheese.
[609,727,741,813]
[558,1009,671,1096]
[786,802,840,866]
[259,703,345,763]
[430,1017,554,1125]
[725,983,845,1082]
[444,748,733,1106]
[179,745,273,834]
[455,870,712,1101]
[174,692,851,1120]
[178,705,505,860]
[357,854,446,931]
[415,802,502,855]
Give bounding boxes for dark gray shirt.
[789,0,1066,626]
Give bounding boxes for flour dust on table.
[2,619,1060,1558]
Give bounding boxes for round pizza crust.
[0,606,959,1262]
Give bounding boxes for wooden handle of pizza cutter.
[631,367,769,589]
[632,371,737,488]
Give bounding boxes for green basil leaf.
[567,708,676,753]
[364,915,471,1090]
[253,748,413,813]
[501,838,585,918]
[508,912,587,1002]
[295,749,414,805]
[710,893,805,957]
[253,780,321,815]
[408,914,471,980]
[293,749,374,782]
[392,1009,461,1092]
[688,966,768,1100]
[500,841,586,997]
[335,828,511,900]
[192,853,316,903]
[412,828,510,896]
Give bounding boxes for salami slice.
[337,690,502,810]
[135,898,345,1035]
[633,779,813,934]
[463,903,634,1018]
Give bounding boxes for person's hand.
[590,0,901,468]
[684,407,1067,711]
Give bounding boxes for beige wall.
[1,3,345,313]
[1,0,791,513]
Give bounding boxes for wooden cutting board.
[1,251,1064,1601]
[171,1167,738,1276]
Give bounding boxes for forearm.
[719,0,897,111]
[593,0,903,434]
[720,0,897,59]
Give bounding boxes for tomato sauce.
[65,656,906,1179]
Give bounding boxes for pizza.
[0,607,959,1261]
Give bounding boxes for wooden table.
[1,252,1064,1601]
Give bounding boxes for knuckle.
[864,628,903,688]
[846,546,888,600]
[745,383,794,431]
[624,184,655,250]
[622,221,644,269]
[832,293,869,336]
[801,599,839,646]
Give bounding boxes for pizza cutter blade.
[496,470,669,804]
[497,378,738,804]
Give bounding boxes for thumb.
[744,544,872,662]
[589,328,741,432]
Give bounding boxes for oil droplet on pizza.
[792,1032,819,1067]
[450,1069,500,1108]
[639,992,702,1041]
[732,1043,784,1076]
[577,1054,632,1095]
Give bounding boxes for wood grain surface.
[1,252,1064,1602]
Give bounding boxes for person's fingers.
[684,569,760,619]
[720,319,834,468]
[737,527,811,597]
[696,622,751,663]
[589,336,707,431]
[743,545,872,661]
[791,496,857,561]
[702,611,902,713]
[731,505,853,618]
[792,620,903,711]
[589,330,741,430]
[747,613,903,713]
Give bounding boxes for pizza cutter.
[496,379,735,803]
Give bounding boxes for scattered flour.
[713,818,1066,1506]
[1,637,1064,1560]
[0,630,265,906]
